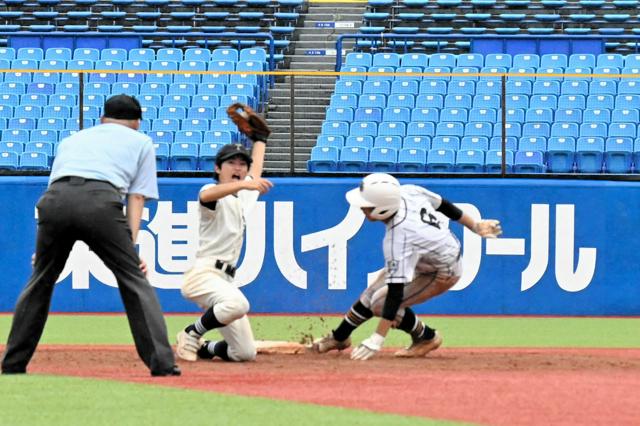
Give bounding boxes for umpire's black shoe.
[151,365,181,377]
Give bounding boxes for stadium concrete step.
[267,111,327,120]
[270,87,335,98]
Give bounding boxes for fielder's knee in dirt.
[228,342,257,362]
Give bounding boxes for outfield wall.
[0,176,638,315]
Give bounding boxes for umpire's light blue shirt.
[50,123,159,199]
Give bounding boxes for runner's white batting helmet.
[345,173,401,220]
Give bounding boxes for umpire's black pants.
[1,177,176,375]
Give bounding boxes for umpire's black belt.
[54,176,117,190]
[215,259,236,278]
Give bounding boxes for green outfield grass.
[1,315,638,426]
[1,376,466,426]
[1,314,639,347]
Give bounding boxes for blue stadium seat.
[350,121,377,137]
[396,148,426,172]
[469,107,497,123]
[17,48,44,61]
[154,142,170,171]
[170,142,198,171]
[339,146,368,172]
[485,149,514,173]
[374,136,402,150]
[449,80,475,95]
[149,130,174,145]
[407,122,436,137]
[555,109,581,123]
[308,146,339,172]
[461,136,489,151]
[455,149,484,172]
[316,135,344,149]
[129,48,155,61]
[576,136,605,172]
[426,148,455,172]
[403,136,431,150]
[0,83,25,96]
[112,82,139,96]
[401,53,428,68]
[0,141,23,154]
[2,129,29,143]
[19,151,49,170]
[436,122,464,137]
[547,137,576,173]
[192,95,219,110]
[372,53,400,68]
[568,53,596,68]
[335,80,362,95]
[540,53,568,69]
[345,136,374,149]
[597,54,624,68]
[464,122,493,138]
[551,122,579,138]
[181,119,209,132]
[526,108,554,123]
[9,118,36,130]
[476,80,501,95]
[612,109,639,123]
[416,94,444,108]
[378,121,405,137]
[467,95,500,110]
[530,95,557,109]
[522,122,550,138]
[444,94,472,109]
[43,105,71,119]
[391,80,418,94]
[0,105,12,119]
[175,130,203,145]
[513,53,540,68]
[188,107,215,121]
[368,147,397,172]
[411,108,439,123]
[608,122,637,138]
[419,80,447,96]
[605,137,633,173]
[159,106,187,120]
[198,142,223,171]
[519,136,547,152]
[0,151,19,170]
[382,107,410,122]
[15,105,42,119]
[533,80,560,95]
[163,95,191,109]
[514,150,545,173]
[583,108,610,123]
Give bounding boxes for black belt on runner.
[215,259,236,278]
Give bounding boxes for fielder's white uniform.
[361,184,463,319]
[180,178,259,361]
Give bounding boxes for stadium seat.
[19,151,49,170]
[198,142,223,171]
[514,150,545,173]
[339,146,368,172]
[426,149,455,172]
[307,146,339,173]
[154,142,170,171]
[0,151,19,170]
[316,135,344,149]
[397,148,427,172]
[170,142,198,171]
[576,137,605,173]
[605,137,633,173]
[368,147,397,172]
[455,149,484,172]
[345,135,373,149]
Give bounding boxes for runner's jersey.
[383,184,460,284]
[195,177,259,265]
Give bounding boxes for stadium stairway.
[264,2,365,172]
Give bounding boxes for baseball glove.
[473,220,502,238]
[227,103,271,143]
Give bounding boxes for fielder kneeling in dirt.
[176,104,272,362]
[313,173,502,360]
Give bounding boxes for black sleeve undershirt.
[436,198,463,221]
[200,199,217,210]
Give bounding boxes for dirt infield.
[17,345,640,425]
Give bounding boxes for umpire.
[1,94,180,377]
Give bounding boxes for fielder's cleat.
[311,334,351,353]
[176,330,203,362]
[394,331,443,358]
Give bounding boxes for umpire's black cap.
[103,94,143,120]
[215,143,253,167]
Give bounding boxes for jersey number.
[420,208,441,229]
